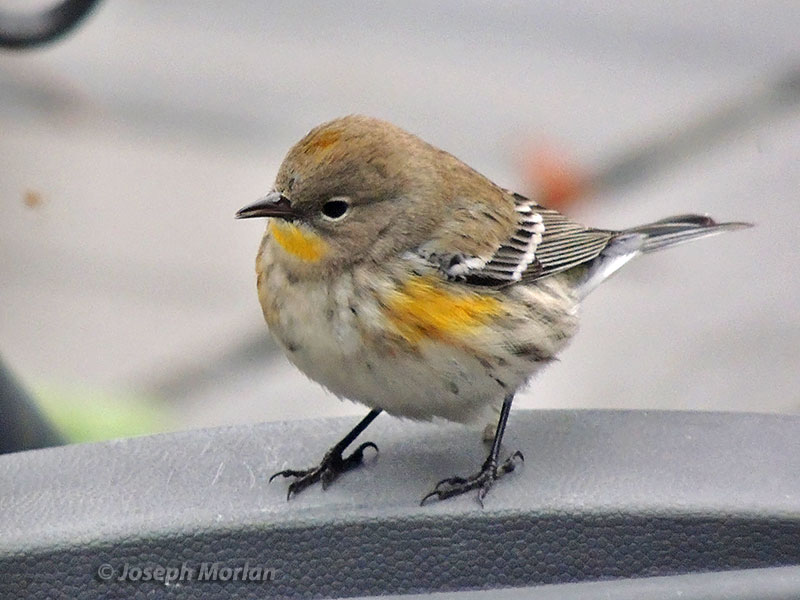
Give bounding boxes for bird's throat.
[268,220,327,262]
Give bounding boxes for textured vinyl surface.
[1,410,799,599]
[352,566,800,600]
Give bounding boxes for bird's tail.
[574,214,751,299]
[624,214,752,254]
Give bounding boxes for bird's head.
[237,115,452,273]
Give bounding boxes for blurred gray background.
[1,1,798,439]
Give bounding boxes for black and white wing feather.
[462,193,614,286]
[410,192,748,291]
[460,196,546,285]
[411,193,616,287]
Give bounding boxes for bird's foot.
[269,441,378,499]
[421,450,524,507]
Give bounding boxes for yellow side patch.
[269,220,327,262]
[384,276,503,345]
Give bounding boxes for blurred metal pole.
[0,358,64,454]
[0,0,101,50]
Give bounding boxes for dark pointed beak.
[235,191,296,220]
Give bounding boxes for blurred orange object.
[23,189,44,209]
[523,145,587,212]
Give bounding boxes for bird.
[236,115,750,505]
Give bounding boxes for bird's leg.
[270,408,382,499]
[421,394,523,506]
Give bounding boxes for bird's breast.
[254,254,580,423]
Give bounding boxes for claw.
[498,451,524,476]
[342,441,379,468]
[420,449,524,506]
[287,477,315,499]
[270,440,379,499]
[358,441,380,455]
[269,468,306,483]
[432,478,450,491]
[320,466,337,490]
[477,487,488,508]
[433,475,466,491]
[420,490,441,506]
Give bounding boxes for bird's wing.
[411,192,615,287]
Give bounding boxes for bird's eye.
[321,198,350,221]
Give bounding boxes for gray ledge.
[1,409,799,599]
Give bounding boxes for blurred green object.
[33,383,169,444]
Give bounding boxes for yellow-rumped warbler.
[236,115,750,505]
